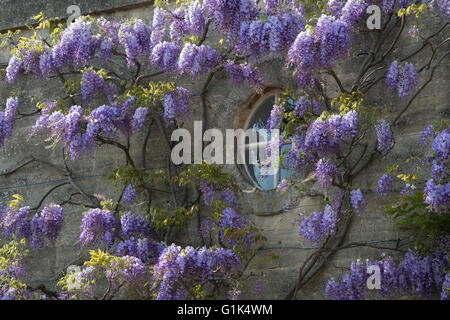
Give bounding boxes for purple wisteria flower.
[220,207,255,249]
[386,60,400,90]
[436,0,450,19]
[121,184,136,207]
[0,202,64,250]
[98,37,113,64]
[424,179,450,214]
[79,208,118,248]
[150,41,181,72]
[88,105,120,140]
[376,173,395,199]
[51,18,100,69]
[224,60,264,93]
[350,188,366,215]
[31,203,64,248]
[199,179,216,206]
[317,17,351,67]
[409,25,420,38]
[118,20,151,67]
[109,255,150,287]
[326,249,449,300]
[398,0,413,8]
[81,69,105,101]
[220,188,238,208]
[422,127,450,213]
[386,61,418,98]
[0,288,29,300]
[6,40,44,82]
[266,104,284,130]
[236,9,304,59]
[431,127,449,164]
[204,0,259,37]
[430,129,449,182]
[400,183,416,197]
[5,55,23,84]
[131,107,149,133]
[28,92,151,159]
[0,97,19,147]
[303,110,358,159]
[340,0,368,26]
[151,244,240,300]
[326,259,368,300]
[294,96,310,117]
[116,238,164,264]
[185,1,207,37]
[120,212,151,239]
[163,87,192,125]
[199,219,214,239]
[285,129,307,171]
[398,62,418,97]
[327,0,346,17]
[441,273,450,300]
[295,204,339,245]
[169,8,189,44]
[177,43,217,79]
[151,7,167,46]
[419,124,436,147]
[316,158,339,190]
[277,179,289,194]
[228,289,241,300]
[375,120,391,152]
[0,205,33,240]
[382,0,395,14]
[286,30,318,73]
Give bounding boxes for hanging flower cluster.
[236,8,304,59]
[0,202,64,250]
[0,97,19,147]
[325,249,449,300]
[115,213,163,264]
[303,111,358,160]
[292,204,340,245]
[163,87,192,125]
[376,173,395,199]
[152,244,240,300]
[79,208,118,248]
[423,127,450,214]
[375,120,392,152]
[350,188,366,215]
[286,11,353,88]
[178,43,218,79]
[121,184,136,208]
[376,125,449,214]
[29,96,149,159]
[224,60,265,93]
[386,61,418,98]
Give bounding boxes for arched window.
[237,89,292,191]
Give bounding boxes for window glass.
[244,94,292,190]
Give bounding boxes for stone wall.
[0,1,448,299]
